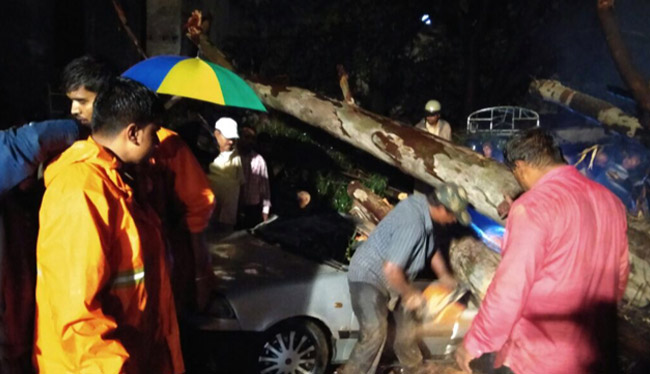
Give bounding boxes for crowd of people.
[0,59,633,374]
[0,56,271,374]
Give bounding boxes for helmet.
[425,100,441,114]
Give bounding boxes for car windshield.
[251,213,356,265]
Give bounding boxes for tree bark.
[530,79,642,137]
[597,0,650,129]
[251,81,520,224]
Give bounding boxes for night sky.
[1,0,650,129]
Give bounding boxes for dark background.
[1,0,650,130]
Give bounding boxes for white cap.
[214,117,239,139]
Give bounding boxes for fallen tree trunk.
[530,79,642,137]
[192,17,650,312]
[251,82,519,223]
[186,20,518,224]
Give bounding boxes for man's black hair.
[425,190,443,207]
[91,77,162,136]
[61,55,113,93]
[504,128,565,169]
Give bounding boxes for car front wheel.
[257,319,330,374]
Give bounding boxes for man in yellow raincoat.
[61,56,216,311]
[34,77,184,373]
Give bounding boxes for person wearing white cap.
[414,99,452,141]
[207,117,245,236]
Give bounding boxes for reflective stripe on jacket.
[35,137,184,374]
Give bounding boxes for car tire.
[257,319,330,374]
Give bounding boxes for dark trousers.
[341,281,422,374]
[237,204,263,229]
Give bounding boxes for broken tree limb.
[347,181,392,226]
[597,0,650,129]
[337,65,356,105]
[184,10,235,71]
[530,79,642,137]
[111,0,148,60]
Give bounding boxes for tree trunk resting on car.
[193,24,650,356]
[529,79,642,137]
[196,29,650,311]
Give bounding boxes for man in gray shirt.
[341,183,471,374]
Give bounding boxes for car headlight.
[206,293,236,319]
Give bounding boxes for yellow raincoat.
[154,127,215,233]
[34,138,184,374]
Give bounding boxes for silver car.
[192,213,476,374]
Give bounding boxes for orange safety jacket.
[153,127,215,233]
[34,138,184,374]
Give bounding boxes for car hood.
[208,230,345,292]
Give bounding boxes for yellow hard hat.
[425,100,441,114]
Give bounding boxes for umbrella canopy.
[123,55,266,112]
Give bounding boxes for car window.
[252,213,356,264]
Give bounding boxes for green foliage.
[314,172,353,212]
[362,172,388,196]
[254,113,387,213]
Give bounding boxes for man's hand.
[497,193,514,219]
[438,274,458,291]
[455,344,474,374]
[403,290,425,311]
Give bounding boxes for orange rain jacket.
[153,127,215,233]
[34,138,184,374]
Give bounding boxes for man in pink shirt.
[456,129,629,374]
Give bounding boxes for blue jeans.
[341,282,423,374]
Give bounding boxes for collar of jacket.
[43,136,133,199]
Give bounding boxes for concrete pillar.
[146,0,182,56]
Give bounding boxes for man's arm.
[617,210,630,301]
[431,251,457,289]
[383,262,424,310]
[157,131,216,308]
[158,131,216,234]
[258,155,272,221]
[440,121,452,141]
[381,213,427,310]
[0,120,79,196]
[461,203,546,359]
[37,178,127,372]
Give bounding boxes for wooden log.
[597,0,650,129]
[530,79,642,137]
[250,81,519,224]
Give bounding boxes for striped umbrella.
[123,55,266,112]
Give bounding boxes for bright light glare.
[421,14,432,26]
